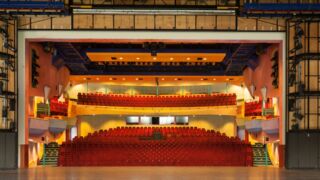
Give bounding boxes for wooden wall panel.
[114,15,134,29]
[16,15,287,31]
[18,17,31,29]
[93,15,113,29]
[73,15,93,29]
[155,0,175,5]
[217,16,235,30]
[237,18,257,31]
[277,19,286,31]
[196,16,215,30]
[30,17,51,29]
[155,15,175,29]
[52,16,71,29]
[135,15,155,29]
[114,0,134,5]
[176,16,195,29]
[258,19,277,31]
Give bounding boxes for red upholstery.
[50,97,68,116]
[58,126,252,166]
[245,100,262,116]
[77,93,237,107]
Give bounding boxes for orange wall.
[243,44,281,98]
[27,43,70,117]
[243,44,283,144]
[25,42,70,141]
[28,43,70,98]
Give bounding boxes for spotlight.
[272,79,278,88]
[0,81,3,95]
[288,99,296,111]
[293,112,303,120]
[298,84,305,95]
[0,27,8,38]
[2,106,8,118]
[271,70,278,77]
[288,73,296,87]
[3,40,16,52]
[295,24,304,37]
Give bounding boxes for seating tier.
[77,93,237,107]
[58,126,252,166]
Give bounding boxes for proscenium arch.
[18,30,286,167]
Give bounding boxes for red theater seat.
[58,126,252,167]
[77,93,237,107]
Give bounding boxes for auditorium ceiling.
[37,41,271,77]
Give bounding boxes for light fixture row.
[112,57,208,61]
[82,77,233,81]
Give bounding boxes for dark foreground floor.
[0,166,320,180]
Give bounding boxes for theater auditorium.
[0,1,320,179]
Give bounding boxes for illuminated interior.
[25,40,282,168]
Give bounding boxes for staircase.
[39,142,59,166]
[252,143,272,166]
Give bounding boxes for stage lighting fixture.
[272,79,278,88]
[295,24,304,37]
[3,40,16,52]
[0,27,8,38]
[293,112,303,121]
[298,84,305,95]
[288,73,296,87]
[2,106,8,118]
[0,52,14,60]
[0,81,3,95]
[271,70,278,77]
[288,99,296,111]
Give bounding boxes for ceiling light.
[153,57,157,60]
[186,57,190,60]
[170,57,174,60]
[119,57,123,60]
[161,78,165,80]
[203,58,207,60]
[136,57,140,60]
[213,78,216,81]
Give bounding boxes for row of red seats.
[84,127,235,140]
[245,100,262,116]
[77,93,237,107]
[58,127,253,166]
[50,97,68,116]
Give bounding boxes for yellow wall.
[79,115,126,137]
[78,115,236,137]
[189,115,236,137]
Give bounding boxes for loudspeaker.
[0,81,3,94]
[152,117,159,125]
[2,107,7,118]
[9,121,15,130]
[288,99,296,111]
[298,84,305,95]
[293,112,303,120]
[9,99,15,111]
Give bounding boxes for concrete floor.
[0,167,319,180]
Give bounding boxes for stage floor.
[0,167,319,180]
